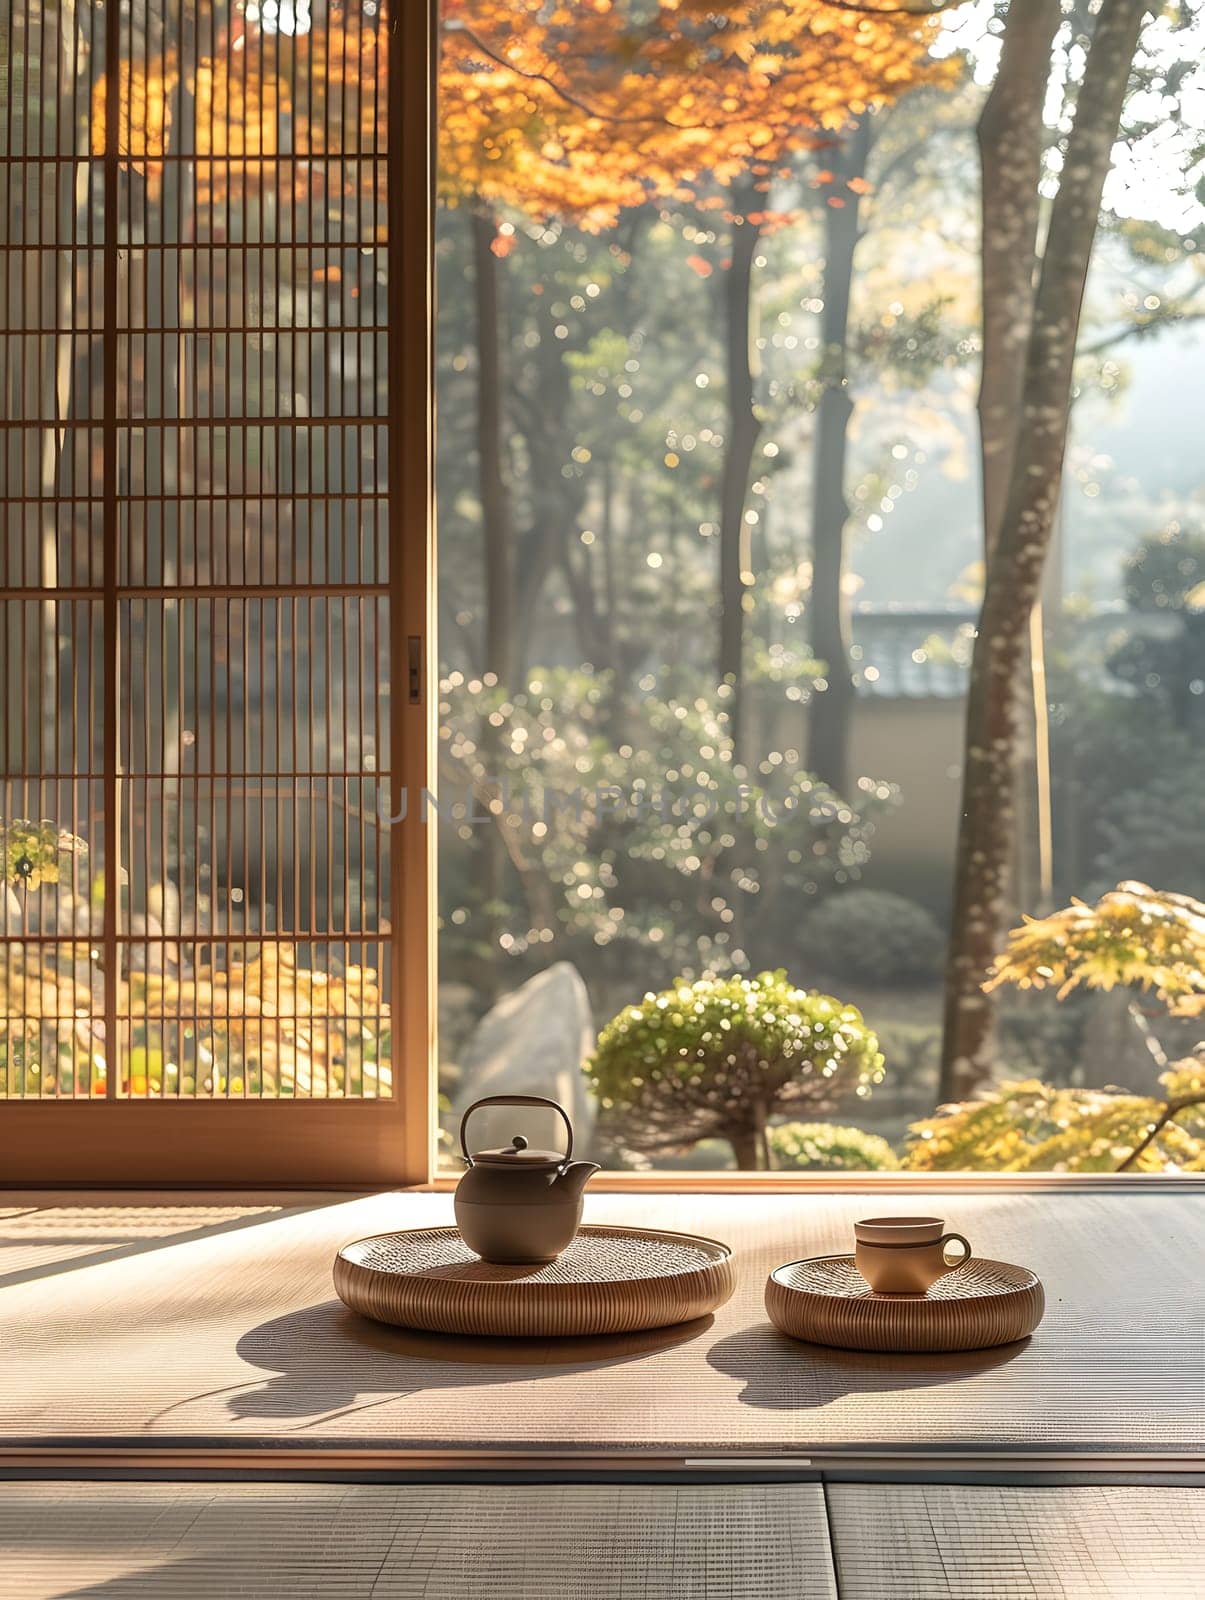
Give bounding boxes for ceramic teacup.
[854,1215,972,1295]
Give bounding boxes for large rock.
[452,963,596,1155]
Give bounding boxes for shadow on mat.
[707,1321,1029,1410]
[219,1300,714,1425]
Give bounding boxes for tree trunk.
[940,0,1151,1101]
[470,205,514,685]
[805,119,872,798]
[717,183,763,763]
[516,320,600,663]
[600,458,617,667]
[977,0,1063,936]
[559,541,605,665]
[729,1126,761,1170]
[977,0,1061,560]
[469,207,517,988]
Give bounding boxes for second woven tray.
[766,1253,1044,1353]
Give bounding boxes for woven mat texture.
[341,1224,725,1281]
[3,1479,1203,1597]
[0,1191,1201,1452]
[829,1483,1205,1597]
[0,1481,836,1599]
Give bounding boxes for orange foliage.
[91,0,954,224]
[91,58,176,178]
[90,24,289,199]
[439,0,960,229]
[305,1,388,154]
[89,0,376,205]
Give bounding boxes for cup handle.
[939,1232,972,1269]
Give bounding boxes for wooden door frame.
[0,0,435,1188]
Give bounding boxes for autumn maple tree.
[908,884,1205,1173]
[438,0,957,751]
[657,4,957,759]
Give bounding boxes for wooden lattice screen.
[1,0,406,1112]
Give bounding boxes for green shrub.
[798,889,944,986]
[1121,523,1205,614]
[1104,524,1205,739]
[588,969,884,1169]
[871,1018,941,1084]
[1091,769,1205,903]
[438,668,893,992]
[769,1121,899,1171]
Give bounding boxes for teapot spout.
[555,1160,601,1200]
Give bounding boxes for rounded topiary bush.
[768,1121,899,1172]
[588,969,883,1170]
[798,889,944,987]
[1122,524,1205,613]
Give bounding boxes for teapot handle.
[459,1094,574,1165]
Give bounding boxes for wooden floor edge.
[5,1175,1205,1197]
[1,1447,1203,1480]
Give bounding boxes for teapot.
[454,1094,600,1264]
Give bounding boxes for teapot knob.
[511,1134,528,1151]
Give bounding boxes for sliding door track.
[2,1444,1203,1487]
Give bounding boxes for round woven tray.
[334,1224,735,1337]
[765,1254,1044,1354]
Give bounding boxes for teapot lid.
[471,1133,565,1170]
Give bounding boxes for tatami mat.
[0,1191,1202,1455]
[0,1203,290,1281]
[0,1480,837,1599]
[828,1483,1205,1597]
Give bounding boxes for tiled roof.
[850,602,1127,699]
[850,604,976,700]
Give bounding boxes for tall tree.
[684,10,954,760]
[940,0,1153,1099]
[439,0,655,686]
[439,0,954,727]
[976,0,1061,945]
[717,178,765,757]
[804,115,873,796]
[977,0,1063,560]
[803,93,973,795]
[469,205,516,682]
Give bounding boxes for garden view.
[2,0,1204,1171]
[434,0,1205,1170]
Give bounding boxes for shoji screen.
[0,0,430,1179]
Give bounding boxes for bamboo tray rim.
[333,1224,737,1337]
[769,1253,1041,1301]
[336,1223,734,1289]
[765,1253,1044,1354]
